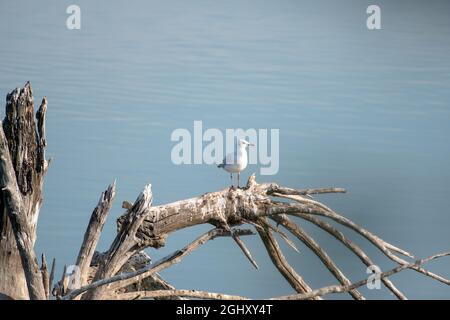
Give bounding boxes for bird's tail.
[217,164,224,168]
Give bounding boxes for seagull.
[217,139,254,188]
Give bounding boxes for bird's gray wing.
[224,152,237,165]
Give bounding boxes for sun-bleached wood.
[0,83,48,300]
[1,83,449,300]
[272,251,450,300]
[271,215,364,300]
[76,181,116,287]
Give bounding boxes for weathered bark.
[114,289,248,300]
[80,251,184,300]
[40,254,50,299]
[116,177,271,248]
[83,185,153,299]
[116,176,346,251]
[0,83,48,300]
[49,257,56,299]
[272,251,450,300]
[56,170,449,301]
[273,212,406,299]
[255,219,319,299]
[114,251,185,300]
[1,84,448,300]
[50,182,182,300]
[62,228,254,300]
[76,181,116,287]
[271,214,364,300]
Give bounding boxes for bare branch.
[273,193,414,259]
[49,258,56,298]
[270,215,365,300]
[269,186,346,196]
[270,196,450,286]
[53,264,68,298]
[255,219,319,299]
[282,212,407,299]
[231,232,259,269]
[63,228,253,300]
[113,251,184,300]
[248,218,300,253]
[83,184,152,299]
[40,254,50,300]
[4,85,449,301]
[115,289,249,300]
[76,181,116,287]
[272,251,450,300]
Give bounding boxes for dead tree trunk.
[1,83,449,300]
[0,82,48,300]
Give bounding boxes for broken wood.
[83,184,153,299]
[1,83,449,301]
[63,228,254,300]
[271,214,364,300]
[0,83,48,300]
[40,254,50,299]
[272,251,450,300]
[256,219,318,299]
[76,181,116,287]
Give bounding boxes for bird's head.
[239,139,255,148]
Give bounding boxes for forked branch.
[4,83,448,301]
[59,174,450,300]
[272,251,450,300]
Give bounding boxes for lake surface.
[1,0,449,299]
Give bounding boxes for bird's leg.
[230,173,233,188]
[238,172,240,188]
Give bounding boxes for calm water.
[1,0,450,299]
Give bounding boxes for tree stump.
[0,82,48,300]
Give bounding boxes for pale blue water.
[1,0,450,299]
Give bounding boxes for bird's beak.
[249,143,255,146]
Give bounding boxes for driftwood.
[0,83,48,300]
[76,182,116,287]
[1,82,450,300]
[272,251,450,300]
